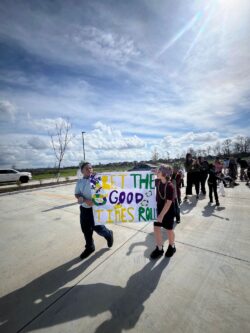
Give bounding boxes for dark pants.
[200,173,208,194]
[208,183,219,203]
[174,199,180,222]
[186,172,193,195]
[80,206,111,250]
[193,175,200,196]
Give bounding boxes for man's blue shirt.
[75,177,92,208]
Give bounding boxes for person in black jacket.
[184,153,194,201]
[198,156,209,195]
[207,163,220,206]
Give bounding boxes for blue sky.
[0,0,250,168]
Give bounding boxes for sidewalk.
[0,176,78,195]
[0,182,249,333]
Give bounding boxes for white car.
[0,169,32,183]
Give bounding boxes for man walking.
[75,162,114,259]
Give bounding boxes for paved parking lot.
[0,182,250,333]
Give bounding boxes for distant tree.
[221,139,232,156]
[243,136,250,153]
[206,145,212,156]
[187,147,196,157]
[213,142,221,156]
[166,151,170,161]
[50,119,73,181]
[151,148,159,162]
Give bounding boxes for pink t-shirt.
[215,161,223,173]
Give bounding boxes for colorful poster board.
[90,171,157,224]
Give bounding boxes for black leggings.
[186,172,199,196]
[208,183,219,203]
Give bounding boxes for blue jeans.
[80,206,111,250]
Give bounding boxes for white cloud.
[67,26,140,65]
[27,137,49,150]
[0,100,16,122]
[86,122,146,150]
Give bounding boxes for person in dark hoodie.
[198,156,209,195]
[207,163,220,206]
[184,153,194,201]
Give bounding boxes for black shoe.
[216,202,220,206]
[196,195,199,199]
[150,246,164,259]
[165,245,176,258]
[80,247,95,260]
[107,230,114,248]
[176,220,181,224]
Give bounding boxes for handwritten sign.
[90,171,157,224]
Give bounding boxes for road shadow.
[0,249,108,333]
[42,202,78,212]
[126,232,157,258]
[180,195,198,215]
[202,203,229,221]
[26,258,170,333]
[126,229,176,259]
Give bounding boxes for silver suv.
[0,169,32,183]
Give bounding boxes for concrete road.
[0,182,249,333]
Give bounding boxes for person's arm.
[75,194,93,206]
[157,200,172,223]
[74,182,93,206]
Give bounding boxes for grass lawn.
[32,164,134,180]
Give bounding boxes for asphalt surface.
[0,181,249,333]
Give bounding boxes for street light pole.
[81,131,86,161]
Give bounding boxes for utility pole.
[82,131,86,161]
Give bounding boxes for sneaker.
[165,245,176,258]
[150,246,164,259]
[107,230,114,248]
[80,247,95,260]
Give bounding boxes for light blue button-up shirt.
[75,177,92,208]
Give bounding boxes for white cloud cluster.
[68,26,140,65]
[86,122,145,150]
[27,137,49,150]
[0,100,16,122]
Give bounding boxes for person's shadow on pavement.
[202,203,229,221]
[180,195,198,215]
[0,249,108,333]
[27,258,170,333]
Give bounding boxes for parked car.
[127,163,158,171]
[0,169,32,183]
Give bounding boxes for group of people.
[75,162,179,261]
[75,156,249,262]
[183,154,250,206]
